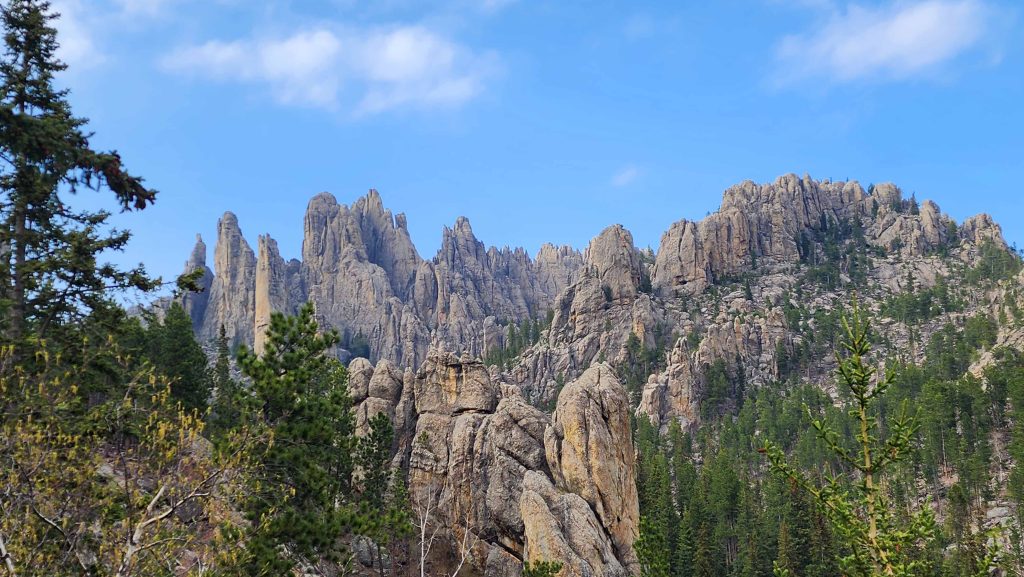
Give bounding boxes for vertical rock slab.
[652,219,711,296]
[584,225,643,302]
[254,234,289,356]
[199,212,256,348]
[353,189,421,300]
[520,471,628,577]
[181,234,214,331]
[544,363,639,573]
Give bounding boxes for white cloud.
[161,25,495,114]
[50,0,186,72]
[611,165,641,187]
[52,0,105,69]
[776,0,992,84]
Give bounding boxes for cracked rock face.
[649,176,993,298]
[544,363,639,574]
[585,225,643,302]
[349,352,639,577]
[198,212,256,348]
[180,176,1006,387]
[181,234,213,332]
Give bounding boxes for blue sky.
[52,0,1023,289]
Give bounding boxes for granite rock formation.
[188,190,582,364]
[349,352,639,576]
[172,174,1022,575]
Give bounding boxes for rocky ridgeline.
[182,190,582,366]
[177,174,1016,575]
[182,174,1010,424]
[504,175,1006,422]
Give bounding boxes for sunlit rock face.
[349,352,640,577]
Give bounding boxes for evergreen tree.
[734,484,771,577]
[0,0,158,348]
[357,412,411,575]
[779,482,812,576]
[209,324,243,435]
[146,302,211,412]
[358,412,395,510]
[234,303,365,575]
[673,507,695,577]
[636,451,674,577]
[691,522,716,577]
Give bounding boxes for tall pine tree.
[233,303,364,575]
[0,0,158,350]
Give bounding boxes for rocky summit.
[177,174,1023,576]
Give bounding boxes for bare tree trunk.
[0,531,17,576]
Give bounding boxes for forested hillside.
[2,2,1024,577]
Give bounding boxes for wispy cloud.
[51,0,189,71]
[611,165,641,187]
[161,25,497,115]
[775,0,994,85]
[112,0,177,16]
[52,0,105,69]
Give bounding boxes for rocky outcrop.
[652,220,711,295]
[180,177,1015,425]
[172,175,1022,574]
[536,243,585,299]
[181,234,213,332]
[585,225,644,302]
[636,305,787,430]
[347,352,638,576]
[254,235,291,355]
[183,177,1008,371]
[960,213,1005,247]
[198,213,256,348]
[350,357,407,436]
[352,190,421,301]
[520,471,629,577]
[544,364,639,574]
[402,352,545,575]
[650,175,970,298]
[184,191,583,365]
[300,191,428,366]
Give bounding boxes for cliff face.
[651,176,965,297]
[198,212,257,347]
[502,175,1008,421]
[347,352,640,577]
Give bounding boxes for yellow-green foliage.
[0,342,248,576]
